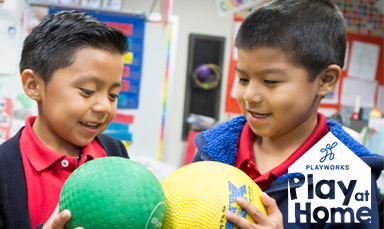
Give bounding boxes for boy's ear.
[21,69,44,102]
[316,64,341,97]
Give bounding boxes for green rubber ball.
[59,157,166,229]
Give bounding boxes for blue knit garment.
[201,115,374,183]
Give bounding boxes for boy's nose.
[92,96,111,114]
[243,84,263,104]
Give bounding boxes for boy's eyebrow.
[234,66,246,74]
[75,75,124,87]
[112,81,124,87]
[235,66,286,76]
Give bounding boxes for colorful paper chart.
[103,113,134,143]
[336,0,383,37]
[48,7,145,109]
[233,0,384,36]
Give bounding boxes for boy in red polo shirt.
[193,0,384,228]
[0,11,130,229]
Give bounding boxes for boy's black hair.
[20,10,129,83]
[235,0,346,81]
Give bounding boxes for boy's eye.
[80,88,95,95]
[109,94,119,100]
[238,78,249,83]
[264,80,278,85]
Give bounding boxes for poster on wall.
[348,40,380,81]
[49,7,145,109]
[104,113,134,147]
[0,76,38,144]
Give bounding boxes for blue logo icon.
[226,181,247,228]
[319,142,337,163]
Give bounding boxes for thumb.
[51,210,71,229]
[261,192,283,220]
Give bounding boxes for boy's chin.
[73,138,96,148]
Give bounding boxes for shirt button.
[61,159,69,167]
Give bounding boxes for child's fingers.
[260,192,283,224]
[229,195,283,229]
[235,197,270,225]
[225,210,260,229]
[50,210,71,229]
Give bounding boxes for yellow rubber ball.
[161,161,267,228]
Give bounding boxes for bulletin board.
[49,7,145,110]
[324,34,383,111]
[329,0,384,113]
[224,0,384,115]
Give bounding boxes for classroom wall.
[124,0,233,168]
[3,0,378,168]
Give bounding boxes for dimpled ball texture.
[161,161,267,228]
[59,157,166,229]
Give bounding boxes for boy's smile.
[235,47,321,141]
[32,47,124,156]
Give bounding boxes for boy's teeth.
[81,122,98,127]
[251,112,268,118]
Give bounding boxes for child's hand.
[42,204,83,229]
[225,192,283,229]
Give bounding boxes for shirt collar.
[19,116,97,172]
[235,120,254,168]
[235,112,329,176]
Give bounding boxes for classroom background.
[0,0,383,183]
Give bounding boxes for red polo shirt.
[235,113,328,190]
[19,116,107,228]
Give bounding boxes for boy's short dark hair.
[235,0,346,81]
[19,10,129,83]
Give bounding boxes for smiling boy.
[192,0,384,228]
[0,11,129,229]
